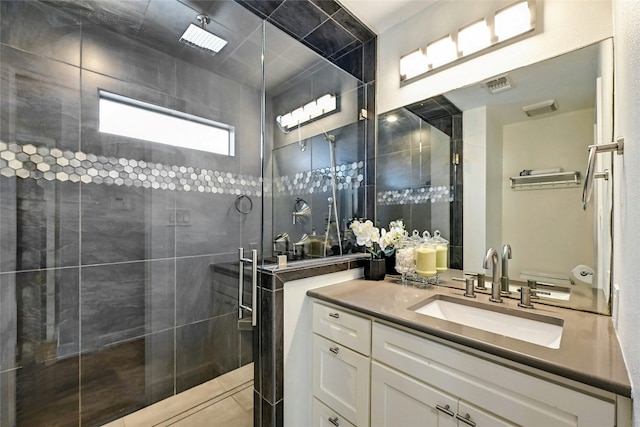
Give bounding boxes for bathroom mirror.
[377,38,614,315]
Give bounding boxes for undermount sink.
[410,295,564,349]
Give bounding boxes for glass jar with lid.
[432,230,449,272]
[415,231,437,277]
[394,233,415,285]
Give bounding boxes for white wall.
[612,0,640,425]
[501,109,594,280]
[463,107,503,272]
[377,0,613,114]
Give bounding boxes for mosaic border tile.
[377,186,454,206]
[0,142,265,196]
[273,161,365,196]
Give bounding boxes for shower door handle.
[238,248,258,326]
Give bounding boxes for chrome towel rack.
[582,137,624,210]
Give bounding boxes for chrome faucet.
[501,244,512,294]
[483,248,502,303]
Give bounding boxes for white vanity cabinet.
[312,302,371,427]
[372,361,517,427]
[372,322,616,427]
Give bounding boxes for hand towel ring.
[235,194,253,215]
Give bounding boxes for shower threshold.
[103,363,253,427]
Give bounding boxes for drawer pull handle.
[456,413,477,427]
[328,416,340,426]
[329,346,340,355]
[328,312,340,319]
[435,404,454,417]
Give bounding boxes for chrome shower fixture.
[180,14,227,55]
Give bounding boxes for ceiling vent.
[481,74,513,94]
[522,99,558,117]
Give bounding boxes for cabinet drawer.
[372,322,614,427]
[313,334,370,427]
[313,302,371,355]
[313,398,356,427]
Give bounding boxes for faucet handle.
[518,286,534,309]
[463,277,476,298]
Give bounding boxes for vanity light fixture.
[180,14,228,55]
[426,35,457,68]
[276,94,337,131]
[400,49,429,80]
[399,0,536,82]
[458,19,491,56]
[495,1,533,42]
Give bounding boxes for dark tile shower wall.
[0,1,262,425]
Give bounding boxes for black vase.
[384,250,399,276]
[364,258,386,281]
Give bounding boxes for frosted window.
[99,91,234,156]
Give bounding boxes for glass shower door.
[0,0,264,425]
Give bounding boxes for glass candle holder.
[395,240,416,285]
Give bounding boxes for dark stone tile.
[270,1,328,39]
[80,262,147,351]
[377,204,412,233]
[363,39,377,84]
[81,23,177,96]
[176,255,216,326]
[144,259,177,333]
[240,322,254,366]
[450,245,463,270]
[310,0,342,16]
[0,370,18,426]
[0,272,17,372]
[211,312,242,375]
[330,39,361,64]
[261,397,283,427]
[0,179,18,274]
[0,1,82,66]
[376,150,412,192]
[365,184,375,223]
[2,268,80,371]
[304,18,357,58]
[144,329,176,404]
[8,179,80,272]
[333,9,376,42]
[235,0,285,19]
[81,184,175,265]
[253,390,262,427]
[175,319,216,393]
[174,191,240,257]
[377,109,420,156]
[80,338,146,426]
[259,288,276,403]
[0,45,81,153]
[15,352,80,426]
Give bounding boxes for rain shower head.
[180,15,227,55]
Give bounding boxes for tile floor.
[103,363,253,427]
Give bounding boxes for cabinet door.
[313,334,370,426]
[456,401,516,427]
[371,362,457,427]
[313,398,357,427]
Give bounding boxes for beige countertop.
[307,271,631,397]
